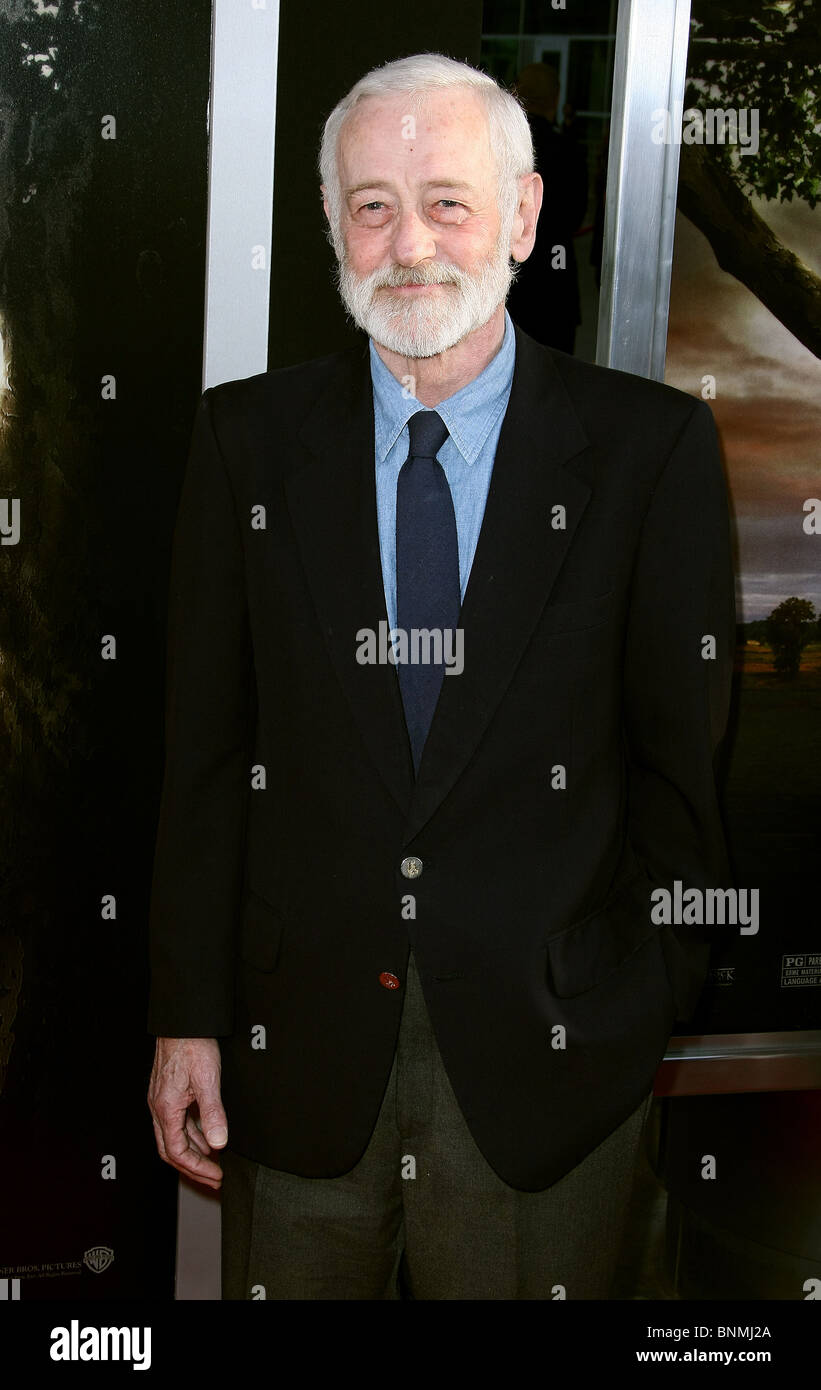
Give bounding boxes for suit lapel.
[284,327,592,836]
[285,341,415,817]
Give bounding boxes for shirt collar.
[370,309,516,466]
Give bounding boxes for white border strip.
[202,0,280,389]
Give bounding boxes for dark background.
[0,0,213,1299]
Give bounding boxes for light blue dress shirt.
[370,310,517,632]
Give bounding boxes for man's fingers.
[147,1039,226,1186]
[191,1071,228,1148]
[151,1114,169,1165]
[162,1117,223,1185]
[185,1114,213,1157]
[174,1148,223,1187]
[197,1102,228,1149]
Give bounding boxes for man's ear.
[320,185,330,223]
[510,172,543,264]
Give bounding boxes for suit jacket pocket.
[239,889,284,972]
[545,869,659,998]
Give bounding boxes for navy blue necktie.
[396,410,459,774]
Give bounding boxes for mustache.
[351,262,464,289]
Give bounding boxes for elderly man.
[147,53,734,1300]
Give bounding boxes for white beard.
[334,232,517,359]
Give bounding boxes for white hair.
[318,52,535,256]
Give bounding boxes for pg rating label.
[780,954,821,988]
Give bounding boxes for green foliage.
[765,596,817,677]
[687,0,821,207]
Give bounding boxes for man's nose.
[390,206,437,266]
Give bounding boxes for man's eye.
[438,200,462,208]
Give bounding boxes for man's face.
[325,89,520,358]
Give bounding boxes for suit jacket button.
[400,855,423,879]
[379,971,400,990]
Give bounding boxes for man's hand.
[148,1037,228,1190]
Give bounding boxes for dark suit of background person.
[146,293,736,1294]
[507,64,588,353]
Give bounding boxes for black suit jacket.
[147,325,735,1191]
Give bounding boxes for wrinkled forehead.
[336,88,496,188]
